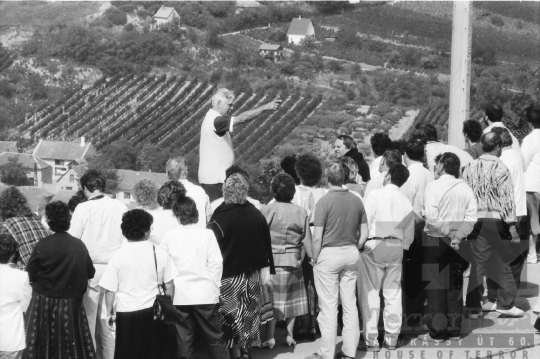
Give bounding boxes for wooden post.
[448,1,472,148]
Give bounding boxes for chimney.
[80,137,85,147]
[299,15,301,19]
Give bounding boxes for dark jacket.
[26,232,95,299]
[344,147,371,182]
[207,201,276,278]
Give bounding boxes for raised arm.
[234,100,282,126]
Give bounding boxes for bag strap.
[153,245,165,296]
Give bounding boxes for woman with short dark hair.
[161,196,229,359]
[25,201,96,358]
[207,174,275,359]
[259,173,311,348]
[0,187,49,270]
[99,209,177,359]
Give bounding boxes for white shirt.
[179,179,211,227]
[210,196,261,213]
[363,171,386,200]
[161,225,223,305]
[369,156,383,180]
[199,108,235,184]
[424,174,477,239]
[425,142,474,173]
[500,148,527,217]
[99,241,178,312]
[69,195,128,264]
[145,207,181,245]
[363,184,415,250]
[484,122,521,153]
[0,265,31,351]
[400,162,434,217]
[522,129,540,193]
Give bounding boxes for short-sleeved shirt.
[314,189,367,247]
[214,115,234,137]
[99,241,178,312]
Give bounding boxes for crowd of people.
[0,97,539,359]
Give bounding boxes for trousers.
[175,304,229,359]
[423,236,466,339]
[358,239,403,348]
[83,263,115,359]
[466,218,518,310]
[314,246,360,359]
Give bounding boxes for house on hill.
[0,152,52,187]
[153,6,180,26]
[287,17,315,45]
[259,44,283,62]
[115,169,169,206]
[0,141,18,154]
[55,164,86,192]
[32,138,96,182]
[235,1,265,14]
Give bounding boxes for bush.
[104,7,128,26]
[0,80,13,98]
[124,23,134,32]
[491,15,504,27]
[326,60,343,72]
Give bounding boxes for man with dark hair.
[369,133,393,180]
[418,124,473,174]
[358,163,414,351]
[462,132,523,318]
[423,152,477,342]
[280,154,300,185]
[69,169,128,358]
[463,119,484,159]
[400,138,433,325]
[334,135,370,183]
[363,149,403,199]
[482,103,521,153]
[309,163,368,359]
[483,128,528,313]
[522,104,540,269]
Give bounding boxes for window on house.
[124,192,131,199]
[66,187,73,190]
[69,174,75,183]
[55,160,63,165]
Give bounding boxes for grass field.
[0,1,102,27]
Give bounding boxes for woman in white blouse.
[0,232,31,359]
[99,209,178,359]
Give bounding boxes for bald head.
[481,132,502,156]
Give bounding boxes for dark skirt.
[115,307,174,359]
[24,291,95,359]
[302,255,319,315]
[219,270,261,348]
[269,267,309,321]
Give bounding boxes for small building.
[258,44,283,62]
[32,138,96,183]
[153,6,180,26]
[0,152,52,187]
[115,169,169,206]
[55,164,86,192]
[0,141,18,154]
[235,1,265,14]
[287,17,315,45]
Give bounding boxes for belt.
[366,236,400,241]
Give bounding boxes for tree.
[0,157,33,186]
[206,26,224,48]
[337,27,362,49]
[136,144,171,173]
[312,1,352,14]
[472,42,496,66]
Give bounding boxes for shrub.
[104,7,128,26]
[326,60,343,72]
[491,15,504,27]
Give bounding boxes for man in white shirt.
[522,104,540,265]
[363,149,402,200]
[166,156,211,226]
[69,169,128,359]
[482,103,521,153]
[400,138,433,326]
[423,152,477,342]
[199,88,281,201]
[369,133,393,181]
[358,164,415,351]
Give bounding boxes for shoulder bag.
[152,246,180,324]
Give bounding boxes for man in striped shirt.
[461,132,524,318]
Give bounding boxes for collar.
[502,146,512,152]
[384,183,400,190]
[345,147,359,156]
[438,174,456,181]
[329,187,348,192]
[88,194,105,201]
[408,162,424,169]
[479,154,502,163]
[180,223,199,229]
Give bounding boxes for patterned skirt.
[269,267,309,321]
[24,292,95,359]
[219,270,261,349]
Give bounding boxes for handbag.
[152,246,180,324]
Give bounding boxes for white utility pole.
[448,1,472,148]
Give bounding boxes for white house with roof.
[32,138,96,183]
[0,152,52,187]
[287,17,315,45]
[235,1,265,14]
[153,6,180,26]
[54,164,86,192]
[115,169,169,206]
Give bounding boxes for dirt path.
[388,109,419,140]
